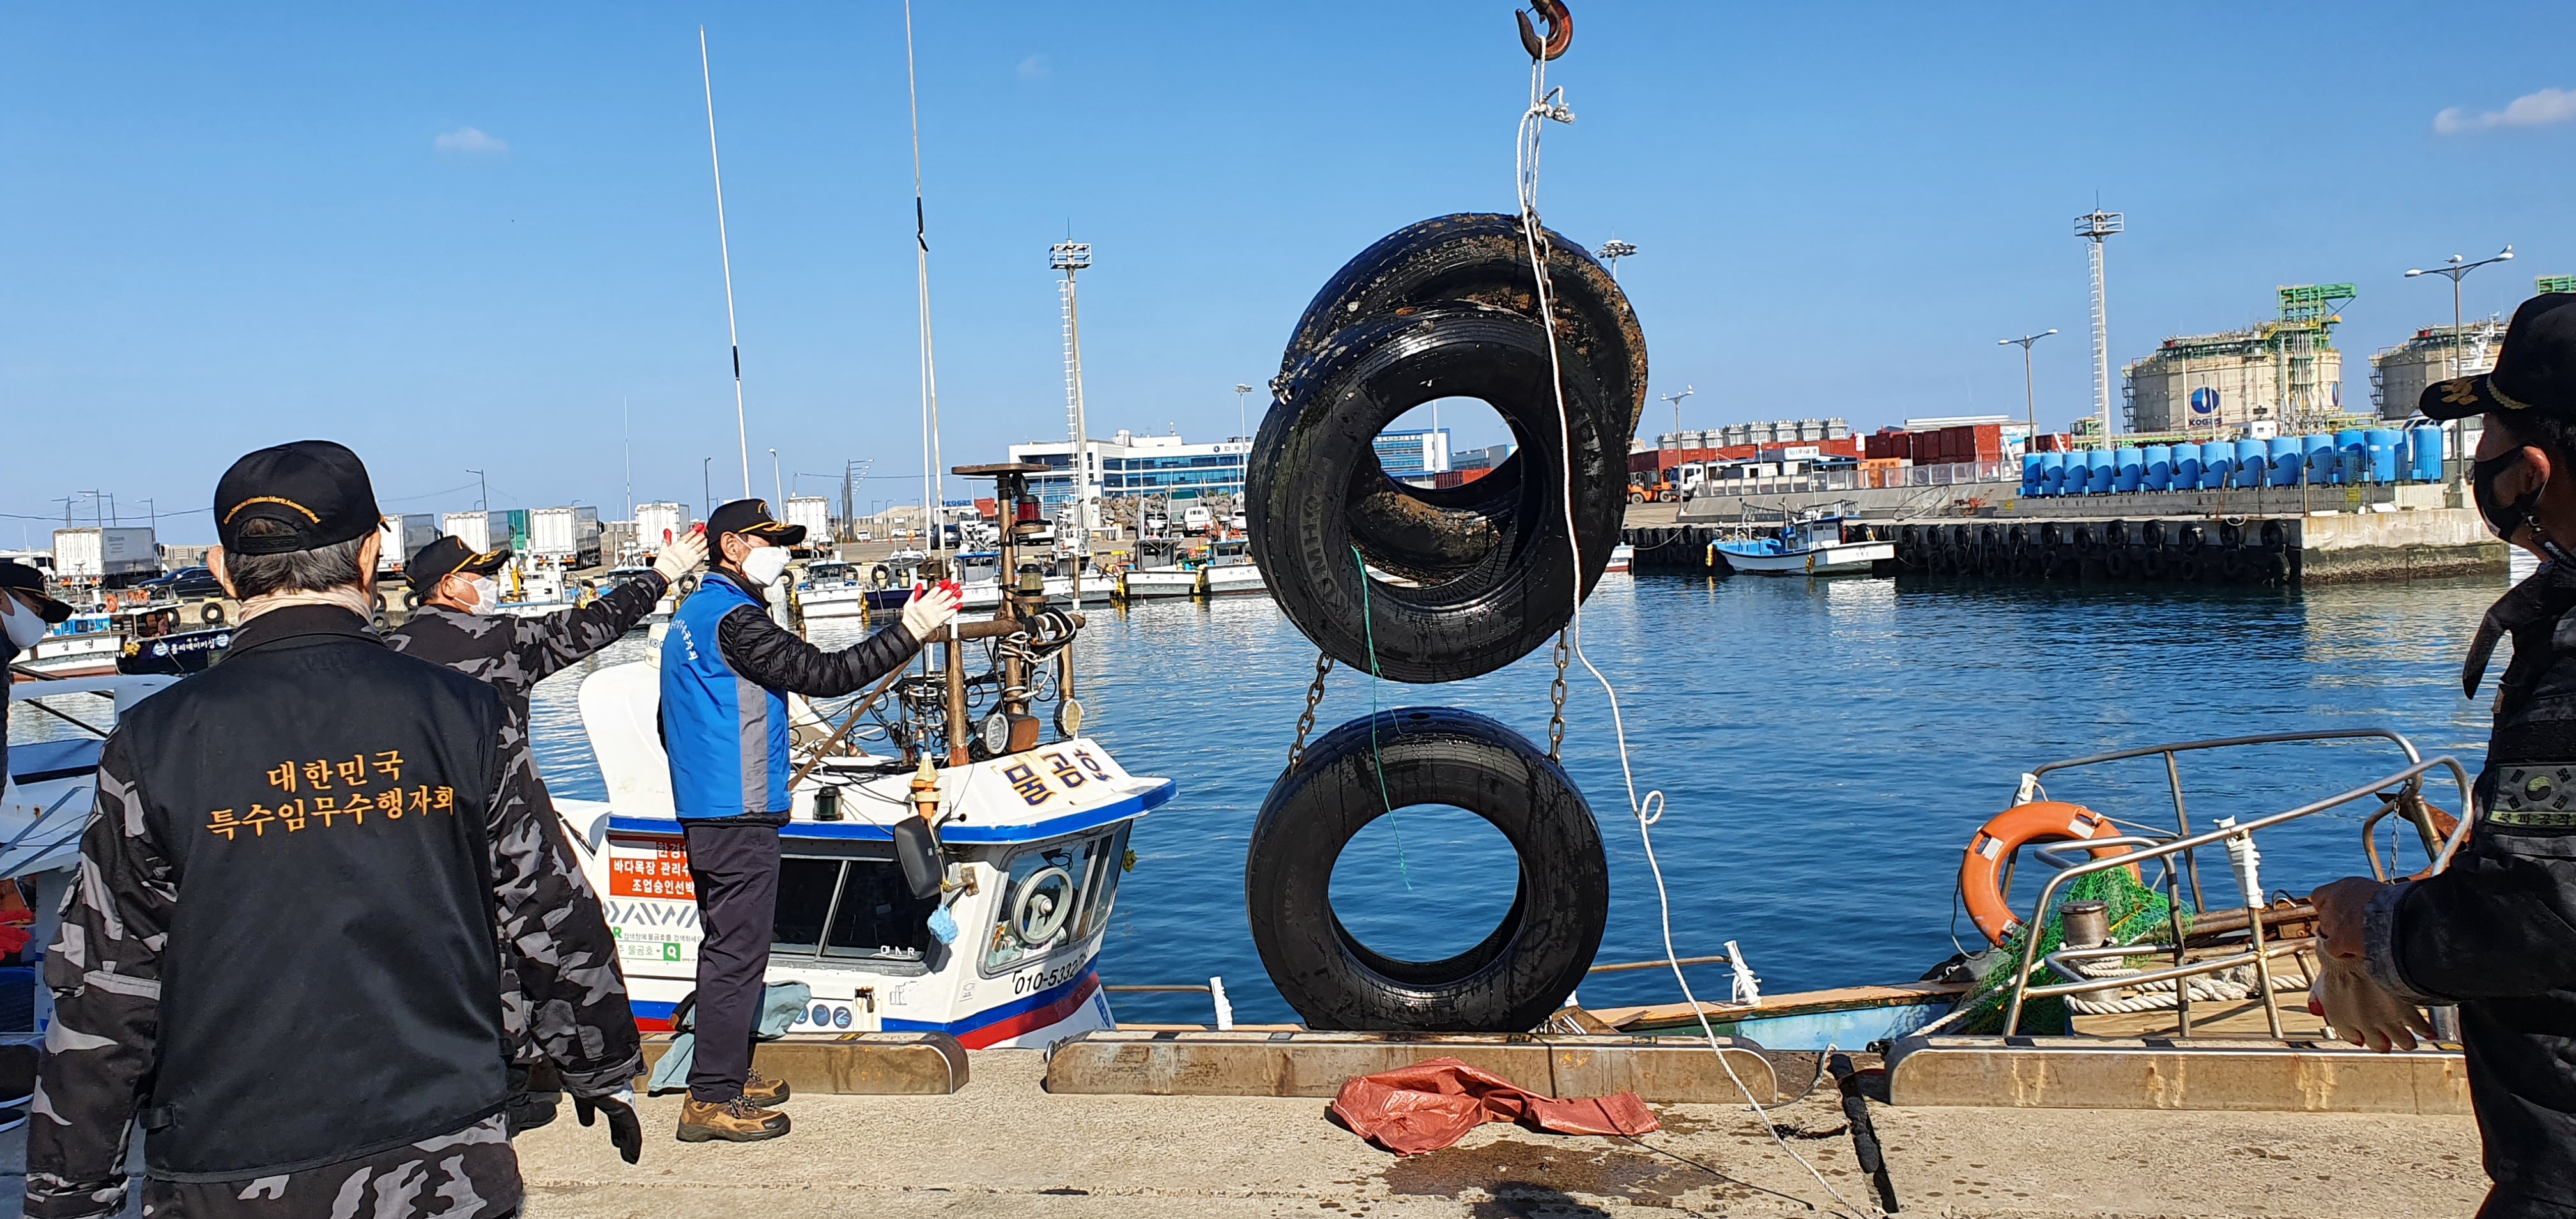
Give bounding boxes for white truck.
[1181,505,1212,535]
[52,527,158,584]
[635,502,689,553]
[376,515,438,572]
[783,496,833,548]
[530,506,604,566]
[440,511,499,554]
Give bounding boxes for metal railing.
[1996,730,2474,1038]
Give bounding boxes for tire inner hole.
[1347,395,1536,588]
[1328,803,1521,963]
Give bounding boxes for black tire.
[871,565,892,589]
[402,589,422,610]
[2177,554,2202,582]
[2179,525,2206,554]
[2219,520,2244,549]
[197,601,226,625]
[2220,549,2250,583]
[1278,213,1647,438]
[1246,707,1606,1032]
[1979,546,2002,578]
[2142,521,2166,549]
[2267,552,2290,585]
[2140,548,2166,579]
[1249,307,1623,683]
[678,573,701,595]
[2104,546,2131,579]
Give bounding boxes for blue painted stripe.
[610,778,1174,844]
[879,967,1096,1036]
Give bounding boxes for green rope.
[1951,866,2190,1035]
[1353,545,1413,891]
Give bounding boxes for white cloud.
[2434,87,2576,135]
[433,126,509,155]
[1017,54,1048,81]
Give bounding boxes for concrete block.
[1042,1030,1772,1103]
[1883,1036,2469,1114]
[1542,1035,1777,1104]
[638,1032,969,1096]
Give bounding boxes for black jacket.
[707,570,921,698]
[2368,562,2576,1203]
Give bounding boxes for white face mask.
[740,546,791,588]
[1,594,47,649]
[467,576,500,615]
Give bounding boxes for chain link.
[1547,629,1570,760]
[1288,650,1333,769]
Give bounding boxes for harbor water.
[10,569,2508,1027]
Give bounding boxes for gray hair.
[225,518,370,599]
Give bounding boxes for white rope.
[901,0,946,556]
[2059,960,2310,1015]
[698,26,753,500]
[1514,50,1867,1219]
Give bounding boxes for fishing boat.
[1200,540,1266,599]
[10,611,123,681]
[796,560,871,621]
[1709,509,1892,576]
[1604,544,1633,573]
[1114,539,1196,602]
[560,462,1172,1050]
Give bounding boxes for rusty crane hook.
[1515,0,1572,61]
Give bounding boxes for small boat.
[1710,509,1892,577]
[796,561,871,621]
[1114,539,1197,603]
[11,610,123,681]
[1199,540,1266,599]
[1604,544,1633,574]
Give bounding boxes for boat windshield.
[982,831,1124,975]
[771,855,940,967]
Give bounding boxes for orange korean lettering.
[240,806,277,837]
[301,760,333,790]
[208,809,240,840]
[432,786,454,813]
[409,786,430,815]
[264,763,296,794]
[372,750,405,782]
[275,799,307,832]
[336,755,369,788]
[376,789,404,819]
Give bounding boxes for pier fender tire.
[2179,525,2206,554]
[2266,551,2291,585]
[2218,519,2244,549]
[1978,546,2002,579]
[2140,548,2165,579]
[2260,520,2288,549]
[2177,554,2203,582]
[2142,521,2166,549]
[871,565,892,589]
[2220,549,2250,583]
[1277,213,1648,438]
[197,601,226,625]
[2103,546,2131,579]
[1250,307,1623,684]
[1245,707,1608,1033]
[1959,801,2138,945]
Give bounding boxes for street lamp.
[1998,330,2059,443]
[466,470,487,512]
[1598,240,1637,279]
[1234,383,1255,441]
[769,448,782,509]
[702,457,713,524]
[2405,246,2515,379]
[1660,385,1694,440]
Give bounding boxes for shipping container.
[52,527,159,581]
[377,514,438,571]
[783,496,833,546]
[440,511,503,553]
[635,503,689,552]
[530,506,604,564]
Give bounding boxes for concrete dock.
[0,1047,2490,1217]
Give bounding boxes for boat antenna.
[903,0,947,557]
[700,26,752,500]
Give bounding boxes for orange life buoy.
[1958,800,2136,945]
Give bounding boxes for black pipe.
[1829,1052,1901,1213]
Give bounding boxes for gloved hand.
[653,530,709,584]
[2312,954,2434,1053]
[572,1087,643,1164]
[900,579,963,642]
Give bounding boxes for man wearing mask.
[660,499,959,1144]
[388,530,706,1132]
[26,441,644,1219]
[0,561,75,791]
[2312,293,2576,1219]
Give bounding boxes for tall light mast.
[1052,240,1094,607]
[2075,210,2123,447]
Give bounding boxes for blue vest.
[660,574,789,818]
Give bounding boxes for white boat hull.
[1117,570,1198,601]
[1200,565,1266,597]
[1715,540,1894,576]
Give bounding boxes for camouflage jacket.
[386,571,668,757]
[26,608,642,1219]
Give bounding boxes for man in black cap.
[0,560,75,790]
[26,441,645,1219]
[658,498,958,1143]
[388,528,704,1131]
[2312,293,2576,1219]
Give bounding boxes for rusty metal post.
[944,638,969,760]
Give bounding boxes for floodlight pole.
[2000,330,2060,442]
[2404,246,2514,378]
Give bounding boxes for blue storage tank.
[2231,440,2267,488]
[2114,447,2143,493]
[2021,452,2046,495]
[2175,445,2204,489]
[2407,425,2444,482]
[2198,443,2234,490]
[2088,448,2117,494]
[2363,429,2402,484]
[2266,436,2303,487]
[2142,444,2174,492]
[2034,452,2065,496]
[2303,433,2338,485]
[2336,429,2366,485]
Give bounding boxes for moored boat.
[1710,510,1892,576]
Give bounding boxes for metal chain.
[1547,629,1570,759]
[1287,651,1333,769]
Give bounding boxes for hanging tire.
[1246,707,1607,1032]
[197,601,226,625]
[2142,521,2166,549]
[1248,307,1626,683]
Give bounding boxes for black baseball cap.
[213,440,383,556]
[0,561,72,624]
[2419,293,2576,422]
[404,536,514,594]
[706,498,806,547]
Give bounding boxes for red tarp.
[1328,1057,1659,1156]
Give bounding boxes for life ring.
[1246,707,1605,1031]
[104,591,122,611]
[1249,305,1628,684]
[198,601,227,625]
[1959,800,2137,944]
[871,565,892,589]
[403,589,422,610]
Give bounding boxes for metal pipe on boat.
[1585,953,1732,974]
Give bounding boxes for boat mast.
[699,27,752,500]
[903,0,946,558]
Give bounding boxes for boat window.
[773,856,939,967]
[982,833,1112,974]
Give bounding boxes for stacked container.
[2143,444,2174,491]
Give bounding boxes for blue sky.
[5,2,2573,544]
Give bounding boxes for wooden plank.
[638,1032,968,1096]
[1885,1034,2467,1114]
[1591,981,1966,1031]
[1041,1030,1773,1103]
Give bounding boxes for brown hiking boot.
[676,1097,790,1143]
[742,1069,791,1106]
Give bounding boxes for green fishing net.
[1951,864,2191,1036]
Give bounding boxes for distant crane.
[2075,210,2124,448]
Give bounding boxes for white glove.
[901,579,963,641]
[2313,954,2434,1053]
[652,530,709,583]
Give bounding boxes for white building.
[1008,431,1252,527]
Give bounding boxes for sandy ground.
[0,1049,2488,1218]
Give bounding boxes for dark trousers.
[683,822,779,1103]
